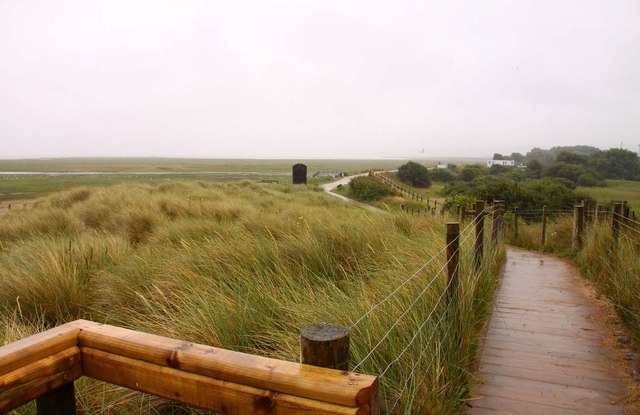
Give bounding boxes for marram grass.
[0,181,503,414]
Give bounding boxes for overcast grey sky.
[1,0,639,159]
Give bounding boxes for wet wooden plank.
[467,247,627,414]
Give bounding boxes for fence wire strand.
[351,243,462,372]
[376,257,460,378]
[350,220,476,330]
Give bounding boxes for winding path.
[467,247,629,414]
[321,174,388,214]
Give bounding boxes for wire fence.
[332,207,497,413]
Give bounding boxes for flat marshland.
[0,179,502,414]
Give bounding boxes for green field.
[578,180,640,209]
[0,173,294,202]
[0,157,412,173]
[0,158,416,202]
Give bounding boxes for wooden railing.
[0,320,379,414]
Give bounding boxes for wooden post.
[612,202,622,242]
[541,205,548,250]
[572,205,584,255]
[497,200,506,234]
[474,201,485,274]
[36,383,76,415]
[623,201,630,229]
[446,222,461,347]
[446,223,460,308]
[300,323,350,371]
[459,206,466,225]
[582,199,588,222]
[595,204,603,224]
[491,207,499,245]
[514,206,519,239]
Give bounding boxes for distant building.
[436,163,448,169]
[486,160,515,167]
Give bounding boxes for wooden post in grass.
[572,205,584,255]
[612,202,622,242]
[595,204,603,224]
[459,206,466,225]
[36,383,76,415]
[474,201,485,274]
[497,200,506,234]
[300,323,350,371]
[541,205,548,250]
[514,207,519,239]
[582,199,589,222]
[491,203,499,245]
[446,223,460,308]
[623,201,630,228]
[446,222,461,346]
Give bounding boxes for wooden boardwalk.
[467,246,628,415]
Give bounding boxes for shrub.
[430,168,456,183]
[397,162,431,188]
[460,165,488,182]
[348,176,394,201]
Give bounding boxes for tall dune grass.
[0,181,503,414]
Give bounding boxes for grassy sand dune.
[1,180,502,414]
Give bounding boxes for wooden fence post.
[36,383,76,415]
[446,223,460,304]
[474,201,485,274]
[300,323,350,371]
[595,204,602,224]
[623,201,630,228]
[498,200,506,233]
[572,205,584,255]
[446,222,461,348]
[491,204,499,245]
[582,200,589,222]
[459,206,466,225]
[541,205,548,250]
[612,202,622,242]
[514,206,519,240]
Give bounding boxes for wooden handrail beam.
[82,347,366,415]
[0,320,379,414]
[0,321,82,376]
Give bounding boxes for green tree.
[460,164,489,182]
[397,162,431,188]
[543,162,584,183]
[526,160,543,179]
[589,148,640,180]
[556,151,589,166]
[509,152,525,165]
[489,164,513,175]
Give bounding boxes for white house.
[436,163,448,169]
[486,160,515,167]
